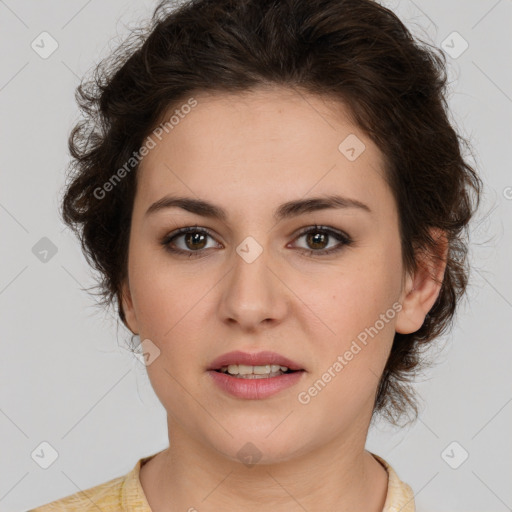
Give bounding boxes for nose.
[218,241,289,331]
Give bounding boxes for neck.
[140,416,388,512]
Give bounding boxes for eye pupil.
[307,232,327,249]
[185,232,207,250]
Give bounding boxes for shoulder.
[27,455,155,512]
[27,474,125,512]
[371,453,416,512]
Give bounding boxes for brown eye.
[161,226,219,257]
[291,225,353,256]
[161,224,353,259]
[305,231,329,250]
[183,231,208,250]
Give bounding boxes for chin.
[206,430,309,467]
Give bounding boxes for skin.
[121,86,447,511]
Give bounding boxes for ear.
[120,279,139,335]
[395,228,449,335]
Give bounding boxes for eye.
[161,224,353,258]
[290,225,353,256]
[161,225,220,258]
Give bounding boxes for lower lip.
[207,370,305,399]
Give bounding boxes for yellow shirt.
[28,452,415,511]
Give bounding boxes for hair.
[61,0,482,425]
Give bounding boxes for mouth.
[214,364,303,379]
[207,350,306,377]
[206,351,306,399]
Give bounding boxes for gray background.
[1,0,511,510]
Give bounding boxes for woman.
[29,0,481,510]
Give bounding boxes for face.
[121,86,436,465]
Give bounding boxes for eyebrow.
[144,194,372,221]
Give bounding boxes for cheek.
[129,264,208,408]
[302,252,400,339]
[127,248,214,373]
[296,274,397,427]
[294,245,401,384]
[128,244,206,339]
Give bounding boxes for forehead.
[135,86,391,218]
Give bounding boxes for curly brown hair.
[61,0,482,425]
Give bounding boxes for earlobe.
[120,280,139,335]
[395,228,448,335]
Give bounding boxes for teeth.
[221,364,289,376]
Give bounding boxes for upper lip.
[207,350,305,371]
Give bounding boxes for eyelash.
[160,224,353,259]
